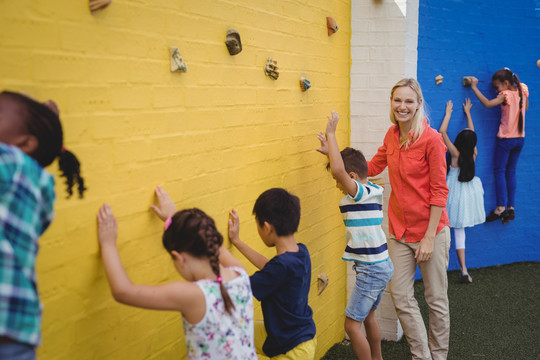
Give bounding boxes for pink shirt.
[498,83,529,138]
[368,122,449,243]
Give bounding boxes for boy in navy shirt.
[228,188,316,359]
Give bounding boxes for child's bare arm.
[228,209,269,270]
[438,101,459,160]
[325,111,358,196]
[470,77,505,108]
[463,98,478,160]
[97,204,201,312]
[219,245,246,270]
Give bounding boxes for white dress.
[446,166,486,228]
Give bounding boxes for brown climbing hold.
[264,58,279,80]
[170,47,187,72]
[225,29,242,56]
[317,274,329,295]
[300,77,311,91]
[327,17,338,36]
[89,0,112,12]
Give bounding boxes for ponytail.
[512,73,524,133]
[205,236,235,315]
[0,91,86,198]
[492,68,525,134]
[58,148,87,198]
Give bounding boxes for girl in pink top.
[368,78,450,360]
[469,68,529,224]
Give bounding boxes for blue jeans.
[494,137,524,208]
[345,258,394,322]
[0,342,36,360]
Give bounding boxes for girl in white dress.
[439,99,485,283]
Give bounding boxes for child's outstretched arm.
[325,110,358,196]
[469,76,505,108]
[463,98,478,159]
[227,209,269,270]
[97,204,201,312]
[438,101,459,161]
[463,98,475,131]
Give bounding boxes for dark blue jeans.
[494,137,524,208]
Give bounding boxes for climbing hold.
[462,76,472,87]
[317,274,329,295]
[299,77,311,91]
[170,47,187,72]
[89,0,112,12]
[326,17,338,36]
[435,74,443,85]
[537,59,540,68]
[264,58,279,80]
[225,29,242,56]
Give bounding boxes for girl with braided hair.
[469,68,529,224]
[97,187,256,360]
[0,91,85,359]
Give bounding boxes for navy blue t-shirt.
[250,243,316,357]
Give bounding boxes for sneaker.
[501,209,515,224]
[461,272,472,284]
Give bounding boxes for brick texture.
[0,0,351,359]
[418,0,540,271]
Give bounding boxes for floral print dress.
[183,267,257,359]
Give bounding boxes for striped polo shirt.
[339,180,389,264]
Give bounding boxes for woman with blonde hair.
[368,78,451,360]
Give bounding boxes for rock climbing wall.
[417,0,540,271]
[0,0,352,358]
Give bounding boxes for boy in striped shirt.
[317,111,393,360]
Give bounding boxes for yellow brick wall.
[0,0,351,358]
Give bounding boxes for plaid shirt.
[0,143,55,346]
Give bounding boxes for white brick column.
[349,0,419,342]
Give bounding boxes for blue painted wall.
[417,0,540,273]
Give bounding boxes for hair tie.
[216,275,223,284]
[164,216,173,231]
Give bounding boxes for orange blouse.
[368,122,449,243]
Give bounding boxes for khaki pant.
[388,226,450,360]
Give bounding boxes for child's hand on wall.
[445,100,453,116]
[463,98,472,114]
[150,186,178,221]
[228,209,241,245]
[97,204,118,248]
[326,110,339,135]
[469,76,479,87]
[316,132,329,155]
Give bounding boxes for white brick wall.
[349,0,419,342]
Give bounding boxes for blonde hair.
[389,78,427,148]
